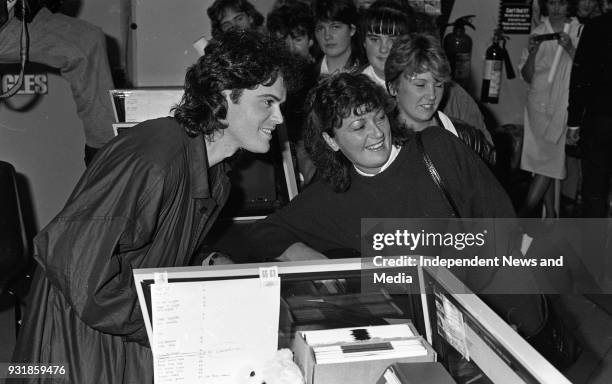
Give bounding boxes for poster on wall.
[499,1,532,34]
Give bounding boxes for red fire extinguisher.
[444,15,475,89]
[481,30,504,104]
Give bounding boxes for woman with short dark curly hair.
[304,73,406,192]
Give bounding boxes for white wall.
[128,0,277,86]
[448,0,529,126]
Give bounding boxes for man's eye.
[435,82,444,88]
[264,99,274,107]
[236,15,245,22]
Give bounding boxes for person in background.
[267,1,317,63]
[10,30,297,384]
[360,0,413,89]
[575,0,602,21]
[312,0,365,75]
[354,0,376,9]
[358,0,492,145]
[0,1,115,166]
[518,0,580,218]
[385,32,496,166]
[267,1,320,185]
[207,0,264,39]
[566,0,612,217]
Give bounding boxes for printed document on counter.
[150,278,280,383]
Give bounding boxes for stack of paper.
[300,324,428,365]
[314,339,428,364]
[292,322,436,384]
[303,324,416,346]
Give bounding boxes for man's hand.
[566,126,580,146]
[276,242,329,262]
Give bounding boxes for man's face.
[364,33,398,79]
[277,32,313,59]
[220,7,254,32]
[222,77,286,153]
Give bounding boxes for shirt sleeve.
[246,183,348,261]
[34,147,165,345]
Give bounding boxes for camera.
[532,33,560,42]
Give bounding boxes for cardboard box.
[292,332,436,384]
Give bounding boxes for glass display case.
[134,258,571,384]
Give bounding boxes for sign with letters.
[499,2,532,34]
[0,63,49,95]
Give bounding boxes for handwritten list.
[151,278,280,383]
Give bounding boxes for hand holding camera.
[528,38,541,54]
[556,32,575,56]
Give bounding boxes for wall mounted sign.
[499,2,532,34]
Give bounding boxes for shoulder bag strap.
[416,132,461,218]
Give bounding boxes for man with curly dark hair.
[207,0,264,39]
[11,30,296,384]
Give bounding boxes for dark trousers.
[581,114,612,217]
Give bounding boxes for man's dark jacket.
[11,118,231,383]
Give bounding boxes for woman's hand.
[558,32,575,57]
[566,127,580,146]
[527,35,542,55]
